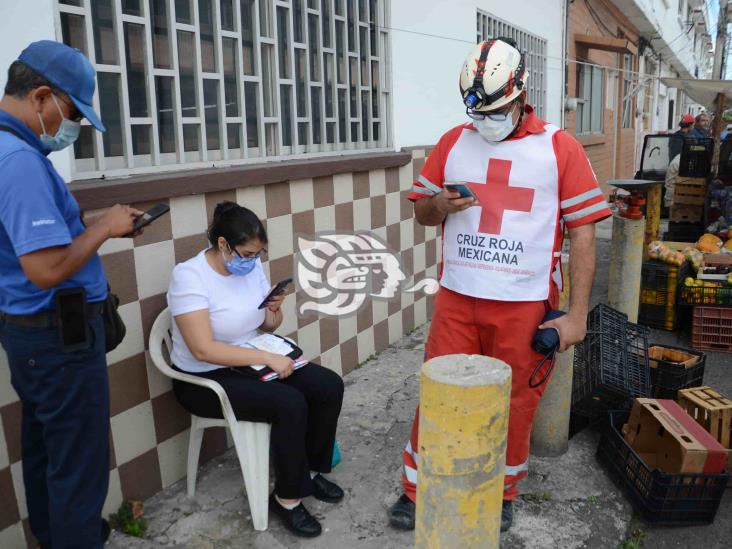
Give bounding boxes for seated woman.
[167,201,344,538]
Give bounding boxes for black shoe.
[388,494,415,530]
[101,518,111,544]
[312,474,344,503]
[501,500,513,532]
[269,494,322,538]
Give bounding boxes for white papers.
[241,333,295,370]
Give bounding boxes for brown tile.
[119,448,162,502]
[388,296,400,316]
[205,190,237,222]
[140,293,168,350]
[319,317,339,352]
[400,191,414,221]
[268,255,294,285]
[374,319,389,354]
[101,249,138,305]
[401,248,414,277]
[151,391,191,444]
[340,336,358,375]
[131,199,172,247]
[292,210,315,237]
[370,195,386,229]
[385,167,400,194]
[334,202,354,231]
[414,220,425,245]
[1,401,21,464]
[353,171,370,200]
[412,157,425,181]
[313,176,335,208]
[174,233,209,264]
[108,353,150,417]
[265,181,292,218]
[426,238,437,267]
[110,430,117,470]
[23,518,38,549]
[403,304,415,333]
[357,302,373,333]
[0,467,20,530]
[427,293,435,319]
[386,222,400,251]
[199,426,228,465]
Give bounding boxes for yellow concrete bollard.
[608,213,645,322]
[415,354,512,549]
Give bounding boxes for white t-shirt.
[167,249,270,373]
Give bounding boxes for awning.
[661,77,732,109]
[574,34,637,56]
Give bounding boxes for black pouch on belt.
[102,285,126,353]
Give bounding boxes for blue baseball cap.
[17,40,106,132]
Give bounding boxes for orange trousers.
[402,287,556,502]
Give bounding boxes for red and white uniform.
[402,106,611,502]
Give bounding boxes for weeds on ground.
[587,495,599,503]
[523,492,552,504]
[110,501,147,537]
[616,527,645,549]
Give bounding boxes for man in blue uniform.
[0,41,142,548]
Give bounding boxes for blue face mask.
[223,245,257,276]
[38,95,81,152]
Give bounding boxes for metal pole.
[415,355,512,549]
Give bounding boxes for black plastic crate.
[663,222,703,243]
[648,344,706,399]
[572,304,651,418]
[596,411,728,526]
[638,303,675,331]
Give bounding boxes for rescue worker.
[387,38,611,532]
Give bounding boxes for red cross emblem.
[467,159,535,235]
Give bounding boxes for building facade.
[0,1,565,546]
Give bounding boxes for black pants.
[172,363,344,499]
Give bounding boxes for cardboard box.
[622,398,728,474]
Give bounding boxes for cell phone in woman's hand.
[258,278,293,309]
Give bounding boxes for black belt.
[1,301,105,329]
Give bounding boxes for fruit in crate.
[684,277,695,286]
[724,239,732,252]
[696,234,723,253]
[683,248,704,271]
[647,241,685,266]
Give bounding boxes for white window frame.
[55,0,392,181]
[476,9,547,119]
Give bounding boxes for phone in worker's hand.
[258,278,293,309]
[444,183,478,201]
[125,203,170,237]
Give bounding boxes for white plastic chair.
[148,307,271,531]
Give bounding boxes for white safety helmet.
[459,39,528,112]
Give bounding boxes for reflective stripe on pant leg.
[401,407,420,502]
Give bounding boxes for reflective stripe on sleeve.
[563,201,608,222]
[560,188,603,209]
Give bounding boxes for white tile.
[386,193,401,227]
[319,346,342,376]
[372,299,388,324]
[295,321,321,362]
[134,240,175,300]
[170,195,208,239]
[110,401,157,466]
[145,351,173,399]
[388,311,403,345]
[373,226,387,241]
[401,288,414,306]
[266,215,294,260]
[98,235,134,255]
[352,198,371,231]
[413,243,426,273]
[425,224,438,240]
[0,523,26,549]
[236,185,267,219]
[414,297,428,326]
[426,264,439,280]
[337,313,357,343]
[412,149,425,159]
[333,173,354,204]
[260,259,271,282]
[277,293,298,337]
[357,327,375,364]
[399,163,413,191]
[288,178,315,214]
[369,169,386,196]
[106,301,143,364]
[0,349,18,408]
[399,220,414,254]
[0,419,8,470]
[313,206,336,233]
[10,461,26,519]
[158,430,189,488]
[102,469,124,518]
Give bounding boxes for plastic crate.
[663,222,703,243]
[669,203,703,223]
[679,284,732,307]
[692,307,732,352]
[639,303,676,331]
[572,304,651,418]
[596,411,728,526]
[648,344,705,399]
[639,261,678,306]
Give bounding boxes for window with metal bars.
[56,0,391,180]
[475,9,547,119]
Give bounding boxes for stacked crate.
[667,176,706,242]
[638,260,679,331]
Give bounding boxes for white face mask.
[472,114,519,142]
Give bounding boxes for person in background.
[0,41,141,548]
[669,114,694,161]
[167,201,345,538]
[690,112,710,138]
[721,123,731,140]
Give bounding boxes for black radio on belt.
[529,310,565,388]
[55,287,90,351]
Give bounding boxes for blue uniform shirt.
[0,110,107,314]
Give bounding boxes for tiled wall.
[0,149,440,548]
